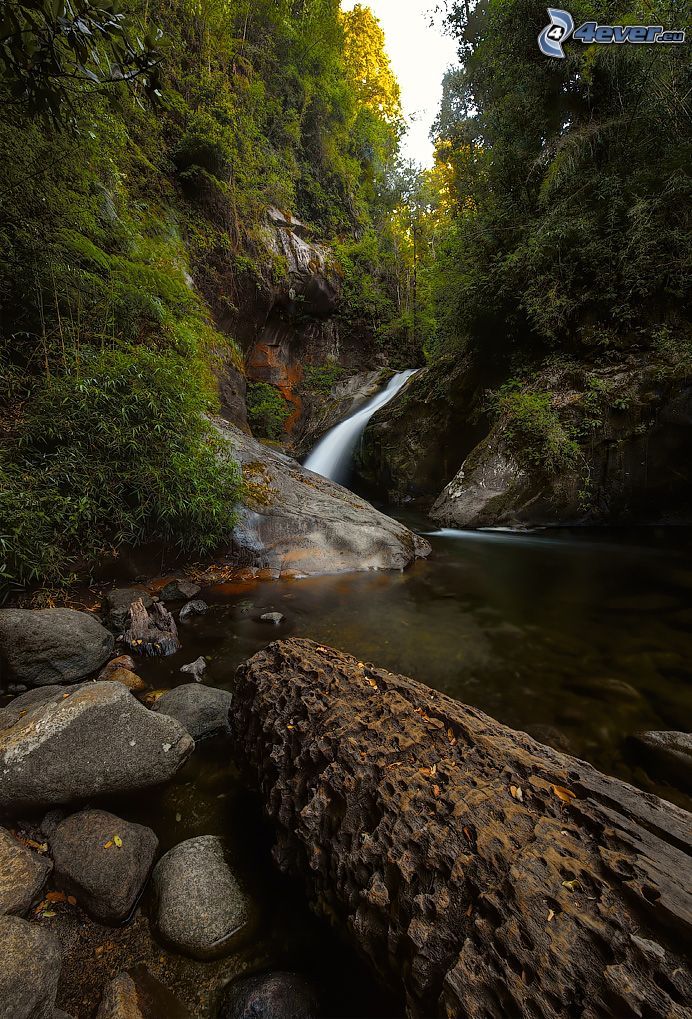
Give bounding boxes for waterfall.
[304,369,417,486]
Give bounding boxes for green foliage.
[246,382,290,440]
[302,362,345,394]
[497,387,580,475]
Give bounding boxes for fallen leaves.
[562,879,579,891]
[35,891,77,917]
[552,784,576,803]
[103,834,123,850]
[510,785,524,802]
[547,909,555,922]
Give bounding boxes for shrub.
[246,382,291,440]
[302,363,345,394]
[498,388,580,475]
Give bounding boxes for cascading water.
[303,369,417,486]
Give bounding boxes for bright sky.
[341,0,458,167]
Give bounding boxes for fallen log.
[233,639,692,1019]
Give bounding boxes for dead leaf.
[287,724,295,731]
[562,879,579,891]
[103,840,113,849]
[433,784,441,798]
[552,785,576,803]
[510,785,524,802]
[113,835,123,848]
[547,909,555,922]
[67,896,77,906]
[46,891,66,903]
[447,728,457,746]
[42,910,56,918]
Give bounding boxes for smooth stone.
[0,914,62,1019]
[631,730,692,792]
[260,613,285,625]
[180,657,206,682]
[158,580,201,602]
[179,599,208,623]
[105,668,148,693]
[0,826,52,915]
[0,609,114,688]
[0,686,66,729]
[0,682,194,811]
[95,966,191,1019]
[97,656,138,681]
[152,836,249,959]
[220,972,319,1019]
[51,809,158,923]
[152,685,232,741]
[104,588,153,632]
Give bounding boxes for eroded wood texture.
[233,639,692,1019]
[123,599,180,657]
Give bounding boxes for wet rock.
[152,684,232,741]
[260,612,285,625]
[631,731,692,792]
[96,966,191,1019]
[159,579,201,602]
[220,972,319,1019]
[123,600,180,658]
[179,599,208,623]
[104,669,147,693]
[0,914,62,1019]
[0,682,194,811]
[50,809,158,923]
[0,827,52,915]
[215,420,430,578]
[180,657,206,682]
[0,609,114,688]
[152,836,249,959]
[104,588,153,633]
[97,655,138,681]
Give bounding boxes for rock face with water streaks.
[215,420,430,578]
[233,639,692,1019]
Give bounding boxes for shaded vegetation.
[246,382,291,440]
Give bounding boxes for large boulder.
[96,967,191,1019]
[0,827,52,915]
[151,684,233,741]
[0,609,114,688]
[0,915,62,1019]
[0,683,194,811]
[151,836,249,959]
[215,420,430,577]
[220,972,319,1019]
[50,809,158,923]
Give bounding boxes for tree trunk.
[232,639,692,1019]
[123,599,180,657]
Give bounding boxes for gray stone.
[96,967,191,1019]
[152,836,249,959]
[631,731,692,792]
[180,657,206,682]
[152,684,232,741]
[260,613,285,625]
[216,420,430,578]
[104,588,153,632]
[0,682,194,811]
[0,609,114,688]
[50,809,158,923]
[0,827,52,915]
[158,579,201,602]
[0,914,62,1019]
[0,686,65,729]
[179,599,208,623]
[220,972,319,1019]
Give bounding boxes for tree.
[341,4,401,121]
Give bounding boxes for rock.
[0,827,52,915]
[565,676,642,703]
[0,914,62,1019]
[53,1011,75,1019]
[152,685,232,741]
[260,613,285,625]
[123,600,180,657]
[631,731,692,792]
[524,723,572,754]
[179,599,208,623]
[220,972,319,1019]
[104,588,153,633]
[0,609,114,688]
[152,836,249,959]
[0,686,65,728]
[180,657,206,682]
[96,966,191,1019]
[215,420,430,577]
[50,809,158,923]
[104,669,147,693]
[0,682,194,811]
[158,580,201,602]
[97,655,138,681]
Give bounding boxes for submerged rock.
[215,420,430,577]
[631,731,692,792]
[260,612,285,625]
[152,684,232,741]
[0,827,52,916]
[179,599,208,623]
[220,972,319,1019]
[152,836,249,959]
[50,809,158,923]
[0,682,194,811]
[96,966,191,1019]
[159,579,201,602]
[0,609,114,688]
[0,914,62,1019]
